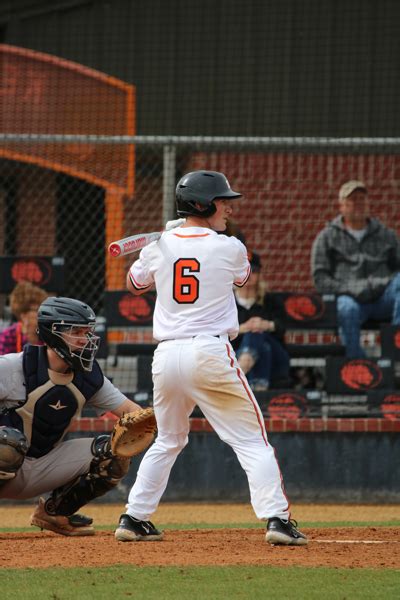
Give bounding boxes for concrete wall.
[97,430,400,504]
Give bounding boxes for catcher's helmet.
[37,297,100,372]
[176,170,242,218]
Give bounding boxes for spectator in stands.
[311,180,400,358]
[232,251,291,391]
[0,282,49,354]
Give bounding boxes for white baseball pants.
[126,334,290,521]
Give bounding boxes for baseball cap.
[338,180,367,200]
[248,250,261,272]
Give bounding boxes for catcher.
[0,296,156,536]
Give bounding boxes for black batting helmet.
[37,297,100,372]
[176,170,242,218]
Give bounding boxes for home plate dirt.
[0,504,398,569]
[0,528,398,569]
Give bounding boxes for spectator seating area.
[98,291,400,420]
[0,287,397,420]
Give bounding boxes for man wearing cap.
[311,180,400,358]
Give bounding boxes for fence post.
[163,144,177,224]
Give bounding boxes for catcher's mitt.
[110,408,157,458]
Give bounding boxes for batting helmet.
[37,297,100,372]
[176,170,242,218]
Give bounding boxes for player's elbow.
[126,273,145,295]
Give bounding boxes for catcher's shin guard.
[45,434,130,516]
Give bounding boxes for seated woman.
[0,281,49,354]
[232,252,291,391]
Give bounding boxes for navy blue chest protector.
[10,345,104,458]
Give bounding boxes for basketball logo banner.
[257,390,323,418]
[0,256,65,293]
[367,391,400,421]
[380,394,400,420]
[340,360,382,391]
[267,393,307,419]
[104,291,156,327]
[325,357,394,395]
[271,293,337,329]
[380,324,400,360]
[118,294,154,323]
[284,294,324,321]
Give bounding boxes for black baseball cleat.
[265,518,308,546]
[115,513,164,542]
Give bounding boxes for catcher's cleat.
[30,497,95,536]
[265,518,308,546]
[115,513,164,542]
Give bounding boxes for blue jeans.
[337,272,400,358]
[237,332,290,386]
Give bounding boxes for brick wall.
[188,152,400,291]
[72,416,400,434]
[122,151,400,344]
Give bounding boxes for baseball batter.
[115,170,307,546]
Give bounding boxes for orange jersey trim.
[172,233,211,238]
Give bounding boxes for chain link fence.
[1,134,400,313]
[1,135,400,410]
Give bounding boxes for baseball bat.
[108,231,162,257]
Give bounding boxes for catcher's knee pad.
[0,427,29,481]
[45,434,130,517]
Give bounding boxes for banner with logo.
[325,357,394,395]
[104,290,156,327]
[380,324,400,360]
[0,255,65,292]
[271,292,337,329]
[256,389,323,418]
[367,390,400,420]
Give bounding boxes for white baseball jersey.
[125,225,291,525]
[128,227,250,341]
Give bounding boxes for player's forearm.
[112,398,143,416]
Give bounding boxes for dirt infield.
[0,528,398,569]
[0,504,399,569]
[2,502,399,528]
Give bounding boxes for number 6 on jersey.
[173,258,200,303]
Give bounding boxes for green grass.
[0,565,399,600]
[1,520,400,533]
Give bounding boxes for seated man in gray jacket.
[311,180,400,358]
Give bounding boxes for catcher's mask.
[176,170,242,218]
[37,297,100,372]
